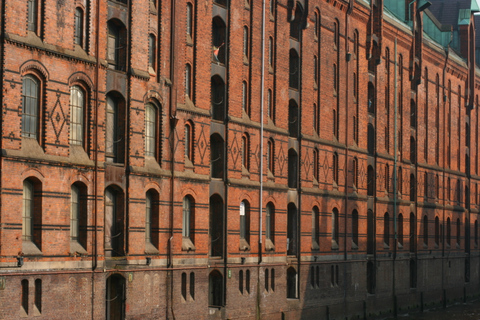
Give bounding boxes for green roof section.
[384,0,406,21]
[423,11,452,47]
[471,0,479,12]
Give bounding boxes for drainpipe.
[168,1,178,319]
[259,0,266,267]
[393,36,398,318]
[441,43,451,305]
[124,0,132,260]
[343,0,353,312]
[92,0,101,317]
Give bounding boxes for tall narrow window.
[182,196,194,242]
[71,183,87,250]
[242,134,249,171]
[27,0,39,34]
[186,3,193,38]
[267,138,274,174]
[457,218,461,247]
[107,20,127,71]
[398,214,404,247]
[313,103,320,135]
[243,26,249,61]
[353,157,358,188]
[435,216,440,246]
[74,8,84,47]
[333,152,339,184]
[149,34,156,71]
[423,215,428,246]
[21,279,29,314]
[34,279,41,313]
[314,55,319,88]
[242,81,248,114]
[23,180,34,242]
[312,206,320,248]
[239,270,244,294]
[189,272,195,300]
[267,89,274,121]
[22,75,40,139]
[268,37,274,68]
[332,208,339,246]
[447,217,451,246]
[185,121,194,163]
[289,49,300,90]
[185,64,192,98]
[266,202,275,246]
[239,201,250,249]
[106,94,126,164]
[145,103,157,158]
[352,210,359,248]
[70,86,85,146]
[146,190,161,251]
[313,148,319,182]
[384,212,390,247]
[367,165,374,196]
[181,273,187,299]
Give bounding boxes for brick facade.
[1,0,480,319]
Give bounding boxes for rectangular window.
[70,86,85,146]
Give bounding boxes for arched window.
[209,270,223,306]
[352,157,358,188]
[22,75,40,139]
[289,4,303,40]
[212,17,226,64]
[23,178,42,252]
[286,267,298,299]
[27,0,40,34]
[267,89,274,121]
[268,37,274,68]
[70,85,86,147]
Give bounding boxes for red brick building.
[0,0,480,319]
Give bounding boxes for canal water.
[384,300,480,319]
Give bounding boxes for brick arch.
[68,72,94,90]
[144,181,161,194]
[21,168,45,182]
[143,90,163,105]
[20,60,49,80]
